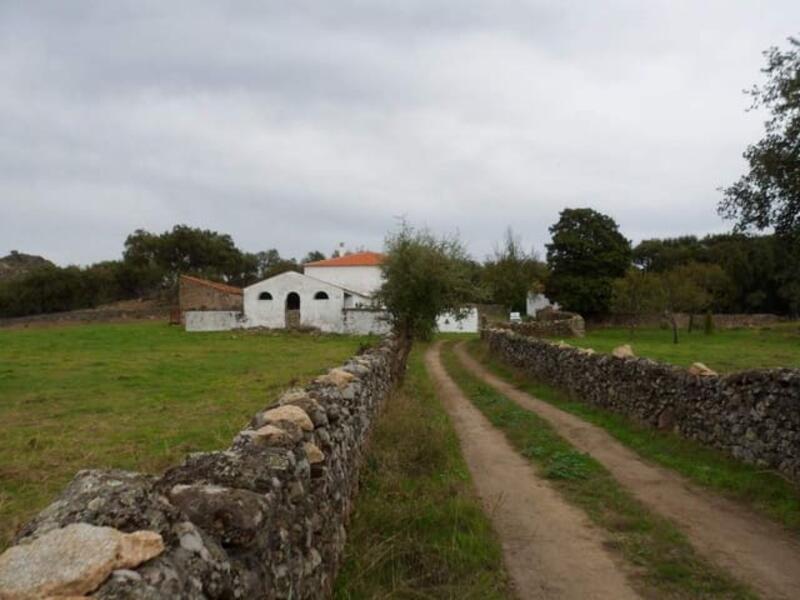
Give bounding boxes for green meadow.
[0,321,372,549]
[570,323,800,372]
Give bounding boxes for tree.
[660,268,710,344]
[302,250,326,264]
[254,249,300,280]
[632,236,704,272]
[718,37,800,311]
[546,208,631,316]
[631,233,788,313]
[719,37,800,236]
[611,269,665,336]
[482,228,547,313]
[123,225,256,289]
[375,222,474,341]
[676,262,733,331]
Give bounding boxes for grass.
[0,321,374,550]
[569,323,800,372]
[334,345,510,599]
[441,342,755,599]
[466,338,800,533]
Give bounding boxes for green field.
[0,322,372,549]
[570,324,800,372]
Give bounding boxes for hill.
[0,251,53,281]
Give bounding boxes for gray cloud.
[1,1,798,265]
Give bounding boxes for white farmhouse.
[243,252,389,334]
[184,250,479,334]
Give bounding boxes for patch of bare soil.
[425,343,640,600]
[456,342,800,600]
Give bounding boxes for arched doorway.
[285,292,300,329]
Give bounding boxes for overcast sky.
[1,1,798,266]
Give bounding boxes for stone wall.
[494,311,585,338]
[483,328,800,482]
[589,312,785,330]
[0,335,410,599]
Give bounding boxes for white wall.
[303,265,383,298]
[526,293,560,317]
[244,272,348,333]
[436,308,479,333]
[343,309,391,335]
[185,311,247,332]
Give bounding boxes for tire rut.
[456,341,800,600]
[425,343,641,600]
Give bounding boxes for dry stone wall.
[483,328,800,482]
[0,335,409,599]
[589,312,785,330]
[494,311,586,338]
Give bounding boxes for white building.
[243,252,389,334]
[526,292,560,317]
[185,250,478,334]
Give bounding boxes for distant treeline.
[3,221,800,321]
[0,226,325,318]
[631,233,800,315]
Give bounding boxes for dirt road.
[455,342,800,600]
[425,343,640,599]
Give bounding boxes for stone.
[279,391,329,427]
[303,443,325,465]
[161,448,290,494]
[0,523,163,599]
[259,405,314,432]
[611,344,635,359]
[251,424,300,447]
[657,408,675,430]
[169,484,269,547]
[316,368,356,389]
[688,362,717,377]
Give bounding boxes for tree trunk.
[688,314,694,333]
[671,314,679,344]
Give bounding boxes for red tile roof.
[305,251,385,267]
[180,274,243,296]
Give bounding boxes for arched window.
[314,291,329,300]
[259,291,273,300]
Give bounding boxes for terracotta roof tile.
[304,251,385,267]
[180,274,243,296]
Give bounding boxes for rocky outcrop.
[0,335,409,599]
[483,328,800,482]
[0,251,53,282]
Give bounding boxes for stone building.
[178,275,243,323]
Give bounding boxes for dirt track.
[455,342,800,600]
[425,343,640,599]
